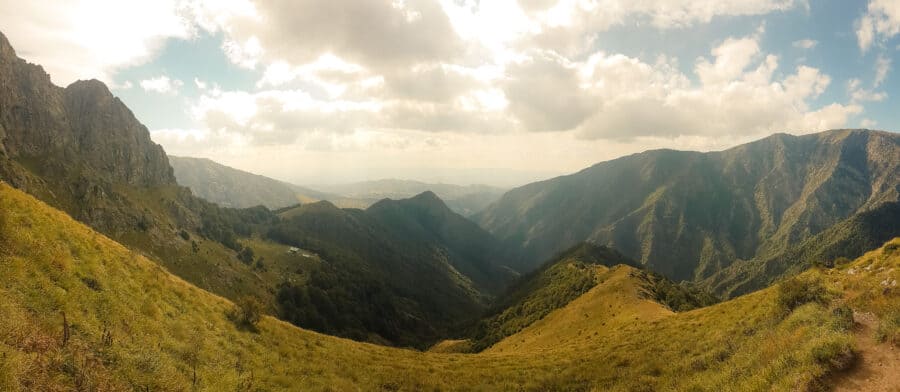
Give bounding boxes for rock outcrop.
[0,30,174,187]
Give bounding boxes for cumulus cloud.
[503,54,595,131]
[197,0,463,71]
[573,45,856,139]
[188,88,384,145]
[847,54,891,104]
[856,0,900,52]
[0,0,193,85]
[140,76,184,94]
[875,54,892,86]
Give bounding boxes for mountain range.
[476,129,900,296]
[168,155,506,216]
[314,179,507,216]
[0,27,898,390]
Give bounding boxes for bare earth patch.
[831,312,900,392]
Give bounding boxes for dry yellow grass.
[0,182,894,391]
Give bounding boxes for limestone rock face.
[0,30,174,187]
[63,80,175,186]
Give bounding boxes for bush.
[830,304,854,331]
[776,275,827,315]
[810,338,854,369]
[885,242,899,255]
[875,308,900,346]
[238,247,255,265]
[832,257,852,267]
[231,296,263,329]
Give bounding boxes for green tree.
[238,247,255,265]
[232,296,263,329]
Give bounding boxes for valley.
[1,183,897,390]
[0,7,899,390]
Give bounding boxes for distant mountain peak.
[411,190,441,203]
[369,190,452,216]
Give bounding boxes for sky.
[1,0,898,186]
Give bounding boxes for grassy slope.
[486,264,852,391]
[831,238,900,336]
[469,243,639,351]
[3,156,280,309]
[0,183,895,391]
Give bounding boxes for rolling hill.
[2,181,896,390]
[469,242,717,352]
[476,129,900,295]
[169,155,334,209]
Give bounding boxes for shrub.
[885,242,899,255]
[832,257,852,267]
[810,338,854,369]
[830,304,854,331]
[231,296,263,329]
[137,214,151,231]
[875,308,900,346]
[238,247,255,265]
[776,275,827,315]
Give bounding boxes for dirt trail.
[831,312,900,392]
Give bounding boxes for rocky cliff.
[0,31,174,187]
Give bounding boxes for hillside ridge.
[477,129,900,293]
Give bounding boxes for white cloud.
[202,0,463,72]
[502,53,595,131]
[179,31,859,152]
[792,39,818,49]
[188,88,385,145]
[875,54,891,87]
[860,118,877,128]
[846,55,891,103]
[222,36,263,69]
[0,0,193,85]
[574,35,857,139]
[856,0,900,52]
[140,76,184,94]
[695,37,763,85]
[848,78,887,103]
